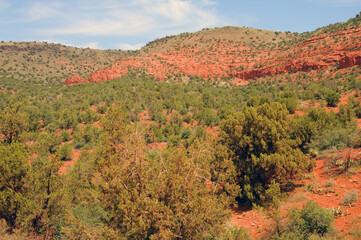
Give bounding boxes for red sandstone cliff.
[65,26,361,85]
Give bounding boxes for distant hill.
[140,26,297,54]
[0,41,130,83]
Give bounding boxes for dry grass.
[306,183,319,192]
[323,178,336,188]
[304,173,316,180]
[341,190,359,206]
[346,167,358,176]
[288,192,308,203]
[350,216,361,240]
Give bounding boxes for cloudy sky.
[1,0,360,50]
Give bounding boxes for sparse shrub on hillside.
[196,108,220,126]
[325,91,340,107]
[277,91,298,114]
[0,103,29,144]
[306,183,319,192]
[337,104,357,127]
[33,131,61,156]
[308,127,356,151]
[83,124,101,147]
[346,167,357,176]
[347,95,360,109]
[58,142,73,161]
[354,105,361,118]
[266,201,334,240]
[350,216,361,240]
[324,178,335,187]
[341,190,359,206]
[44,122,58,132]
[218,225,251,240]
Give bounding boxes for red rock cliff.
[65,26,361,85]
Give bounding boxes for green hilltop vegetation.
[307,12,361,37]
[1,14,361,239]
[141,26,298,54]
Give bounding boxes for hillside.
[65,26,299,84]
[0,41,129,83]
[65,15,361,85]
[2,14,361,240]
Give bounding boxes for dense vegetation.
[0,62,361,238]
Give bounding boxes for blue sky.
[1,0,361,50]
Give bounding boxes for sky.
[1,0,361,50]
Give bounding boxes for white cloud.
[142,0,194,22]
[44,12,154,36]
[39,39,102,49]
[82,42,101,49]
[201,0,217,6]
[116,43,144,50]
[22,0,223,37]
[40,39,71,45]
[24,1,63,21]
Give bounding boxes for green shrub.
[325,91,340,107]
[293,201,334,235]
[44,122,58,132]
[277,91,298,114]
[306,183,319,192]
[58,143,73,161]
[268,201,334,239]
[197,108,220,126]
[220,103,310,204]
[355,105,361,118]
[61,130,71,142]
[308,127,355,151]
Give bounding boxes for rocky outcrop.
[88,67,128,83]
[339,52,361,69]
[65,75,88,85]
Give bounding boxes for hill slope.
[65,15,361,85]
[0,41,129,83]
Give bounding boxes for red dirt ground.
[58,148,81,174]
[148,142,167,150]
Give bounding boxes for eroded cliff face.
[65,26,361,85]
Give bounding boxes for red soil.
[58,148,81,174]
[206,126,220,136]
[148,142,167,150]
[294,110,306,116]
